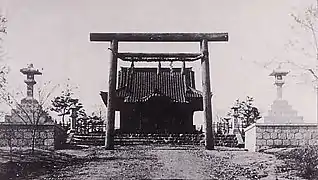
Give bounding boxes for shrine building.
[101,66,203,133]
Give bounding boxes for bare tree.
[287,1,318,123]
[0,14,7,85]
[0,81,58,152]
[289,1,318,80]
[91,104,106,121]
[0,14,6,35]
[0,14,14,157]
[248,1,318,124]
[88,104,106,133]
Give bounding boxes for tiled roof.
[116,67,202,103]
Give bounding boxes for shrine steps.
[115,133,205,145]
[71,135,105,146]
[70,133,205,146]
[69,133,244,148]
[215,134,243,148]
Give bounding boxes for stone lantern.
[223,116,231,134]
[269,65,289,100]
[231,105,240,134]
[263,65,304,124]
[70,104,78,131]
[20,63,42,99]
[6,64,53,125]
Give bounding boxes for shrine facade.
[101,67,203,133]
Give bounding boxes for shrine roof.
[116,67,202,103]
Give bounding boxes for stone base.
[0,124,66,150]
[264,100,304,124]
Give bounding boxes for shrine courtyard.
[0,145,306,180]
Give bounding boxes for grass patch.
[275,146,318,180]
[0,148,83,179]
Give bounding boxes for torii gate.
[90,33,229,150]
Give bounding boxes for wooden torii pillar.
[90,33,229,150]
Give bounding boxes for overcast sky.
[0,0,317,126]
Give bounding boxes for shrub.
[276,146,318,179]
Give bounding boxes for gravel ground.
[36,145,302,180]
[0,146,305,180]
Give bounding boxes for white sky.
[0,0,317,125]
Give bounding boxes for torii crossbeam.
[90,33,229,150]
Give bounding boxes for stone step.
[73,134,204,138]
[72,138,202,146]
[73,135,104,140]
[72,140,202,146]
[73,137,202,143]
[73,136,203,141]
[72,140,104,146]
[70,133,241,147]
[82,133,203,136]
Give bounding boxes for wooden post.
[105,39,118,149]
[200,39,214,150]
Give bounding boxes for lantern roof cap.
[269,65,289,76]
[20,63,42,75]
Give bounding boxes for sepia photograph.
[0,0,318,179]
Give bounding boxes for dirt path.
[40,146,159,179]
[35,146,301,180]
[148,148,211,179]
[147,147,290,179]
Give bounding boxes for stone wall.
[0,123,66,150]
[245,123,318,152]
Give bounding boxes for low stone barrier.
[0,123,67,150]
[244,123,318,152]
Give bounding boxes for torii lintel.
[90,33,229,42]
